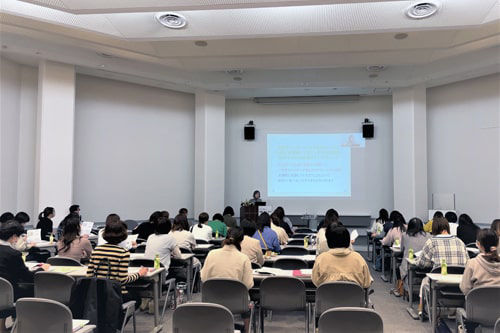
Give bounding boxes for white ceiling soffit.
[3,0,500,40]
[17,0,404,14]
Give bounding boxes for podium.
[240,205,258,223]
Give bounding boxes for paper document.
[72,319,89,332]
[27,229,42,243]
[81,222,94,236]
[350,229,359,242]
[414,250,422,258]
[127,234,139,242]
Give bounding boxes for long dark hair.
[38,207,54,220]
[223,226,244,251]
[173,214,189,231]
[60,216,81,253]
[378,209,389,223]
[198,212,209,228]
[324,209,339,229]
[459,214,479,229]
[392,215,406,233]
[477,229,499,263]
[407,217,425,237]
[256,213,271,232]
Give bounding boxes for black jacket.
[0,244,38,299]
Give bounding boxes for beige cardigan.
[241,236,264,266]
[312,248,372,288]
[201,244,254,289]
[459,254,500,294]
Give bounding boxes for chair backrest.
[14,298,73,333]
[47,256,83,266]
[465,286,500,327]
[129,259,154,267]
[201,278,249,314]
[179,247,192,254]
[134,244,146,253]
[172,302,234,333]
[273,258,308,270]
[287,239,306,246]
[280,247,309,256]
[0,277,14,311]
[251,262,261,269]
[291,233,311,239]
[316,282,366,316]
[318,307,383,333]
[260,277,306,311]
[34,272,75,306]
[495,317,500,333]
[195,239,209,244]
[294,228,314,234]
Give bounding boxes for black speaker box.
[363,123,374,138]
[244,126,255,140]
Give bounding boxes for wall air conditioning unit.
[253,95,360,105]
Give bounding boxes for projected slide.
[267,133,365,197]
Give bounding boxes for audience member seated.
[460,229,500,294]
[369,208,389,238]
[445,211,458,235]
[12,212,33,252]
[87,220,147,306]
[415,217,469,314]
[273,206,293,236]
[492,219,500,255]
[316,209,340,255]
[145,217,181,269]
[36,207,55,241]
[201,226,253,333]
[57,216,92,262]
[457,213,480,245]
[423,210,443,233]
[240,219,264,267]
[0,212,14,224]
[312,224,372,288]
[191,212,213,242]
[57,204,81,240]
[397,218,429,297]
[270,214,288,245]
[208,213,228,237]
[253,213,280,253]
[381,214,406,247]
[223,206,237,230]
[171,214,196,251]
[97,214,135,250]
[132,211,160,242]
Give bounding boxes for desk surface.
[264,254,316,263]
[33,241,57,248]
[195,244,214,249]
[130,252,195,261]
[253,267,312,278]
[426,273,463,285]
[26,262,164,277]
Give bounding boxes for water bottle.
[304,236,309,248]
[215,230,219,239]
[441,258,447,275]
[49,234,54,244]
[154,254,160,269]
[408,247,414,259]
[176,282,187,305]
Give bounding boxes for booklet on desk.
[292,269,312,277]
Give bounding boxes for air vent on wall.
[253,95,360,105]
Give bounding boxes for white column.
[392,86,428,219]
[194,90,226,216]
[34,61,75,225]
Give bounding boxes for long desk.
[426,273,463,333]
[281,244,316,254]
[390,246,401,288]
[263,254,316,267]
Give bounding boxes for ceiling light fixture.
[394,33,409,40]
[406,2,440,19]
[253,95,360,105]
[156,13,187,29]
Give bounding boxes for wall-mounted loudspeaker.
[362,119,374,139]
[244,121,255,140]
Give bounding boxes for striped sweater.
[86,244,140,294]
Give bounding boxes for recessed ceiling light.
[233,77,242,81]
[366,65,386,72]
[394,33,409,40]
[156,13,187,29]
[406,2,440,20]
[369,74,378,78]
[194,41,208,47]
[226,70,243,75]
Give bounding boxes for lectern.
[240,205,258,223]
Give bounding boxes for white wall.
[0,58,38,219]
[225,97,394,217]
[73,75,195,221]
[427,74,500,223]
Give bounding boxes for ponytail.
[39,207,54,220]
[222,226,244,251]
